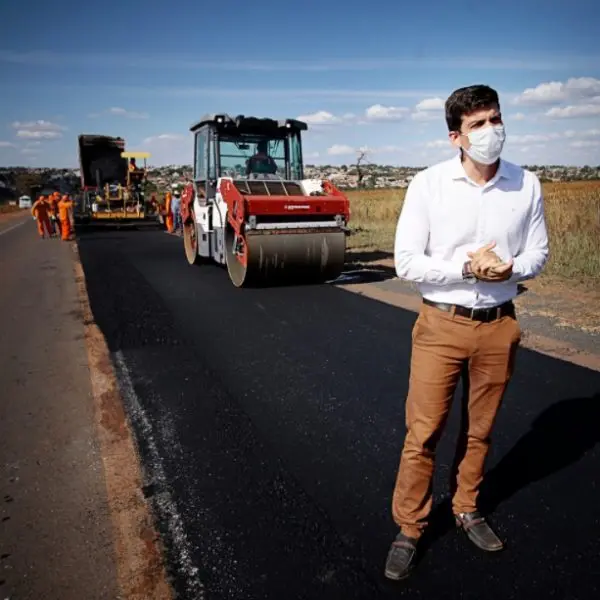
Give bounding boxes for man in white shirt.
[384,84,549,581]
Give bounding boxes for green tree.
[14,171,43,197]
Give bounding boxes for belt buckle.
[470,306,491,321]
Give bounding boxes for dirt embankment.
[0,206,27,224]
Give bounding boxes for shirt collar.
[449,152,513,183]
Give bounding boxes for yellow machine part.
[91,212,146,220]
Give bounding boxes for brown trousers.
[392,301,521,539]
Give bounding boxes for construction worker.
[58,195,74,241]
[172,189,182,235]
[48,192,60,236]
[246,140,278,176]
[128,158,146,207]
[164,191,174,233]
[31,195,52,238]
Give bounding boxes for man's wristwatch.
[462,261,476,283]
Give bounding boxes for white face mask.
[462,124,506,165]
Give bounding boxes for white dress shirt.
[394,153,549,308]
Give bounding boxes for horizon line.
[1,162,595,170]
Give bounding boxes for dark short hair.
[445,85,500,132]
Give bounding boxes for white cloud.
[569,140,600,148]
[0,141,16,148]
[422,129,598,153]
[296,111,358,126]
[518,145,546,153]
[425,139,449,149]
[16,130,62,139]
[327,144,356,156]
[356,144,404,154]
[131,133,189,165]
[365,104,409,121]
[411,97,445,122]
[411,112,440,122]
[511,112,526,121]
[12,119,65,131]
[89,107,149,119]
[372,145,404,154]
[420,147,455,159]
[545,104,600,118]
[142,133,185,144]
[325,143,404,159]
[12,119,66,140]
[297,110,341,125]
[564,129,600,138]
[109,107,148,118]
[510,133,561,145]
[415,97,445,111]
[513,77,600,105]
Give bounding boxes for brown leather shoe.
[455,511,504,552]
[384,532,418,580]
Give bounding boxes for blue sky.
[1,0,599,168]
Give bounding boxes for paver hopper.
[74,134,159,226]
[180,113,350,287]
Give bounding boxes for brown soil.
[0,208,27,224]
[346,255,600,333]
[514,278,600,334]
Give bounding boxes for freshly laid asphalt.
[76,225,600,600]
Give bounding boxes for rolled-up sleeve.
[394,173,465,286]
[510,174,549,282]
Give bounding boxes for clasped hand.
[467,242,513,282]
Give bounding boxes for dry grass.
[346,180,600,287]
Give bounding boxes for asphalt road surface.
[0,217,119,599]
[76,226,600,600]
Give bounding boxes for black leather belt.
[422,298,515,322]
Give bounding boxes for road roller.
[180,113,351,287]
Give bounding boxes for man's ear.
[448,131,462,150]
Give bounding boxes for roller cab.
[181,113,351,287]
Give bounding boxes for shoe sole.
[384,564,414,581]
[461,528,504,552]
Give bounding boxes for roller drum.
[225,228,346,287]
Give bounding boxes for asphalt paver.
[77,226,600,600]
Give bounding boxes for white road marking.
[0,219,28,237]
[112,350,206,598]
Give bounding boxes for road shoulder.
[0,224,120,599]
[336,260,600,372]
[71,243,174,600]
[0,219,173,599]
